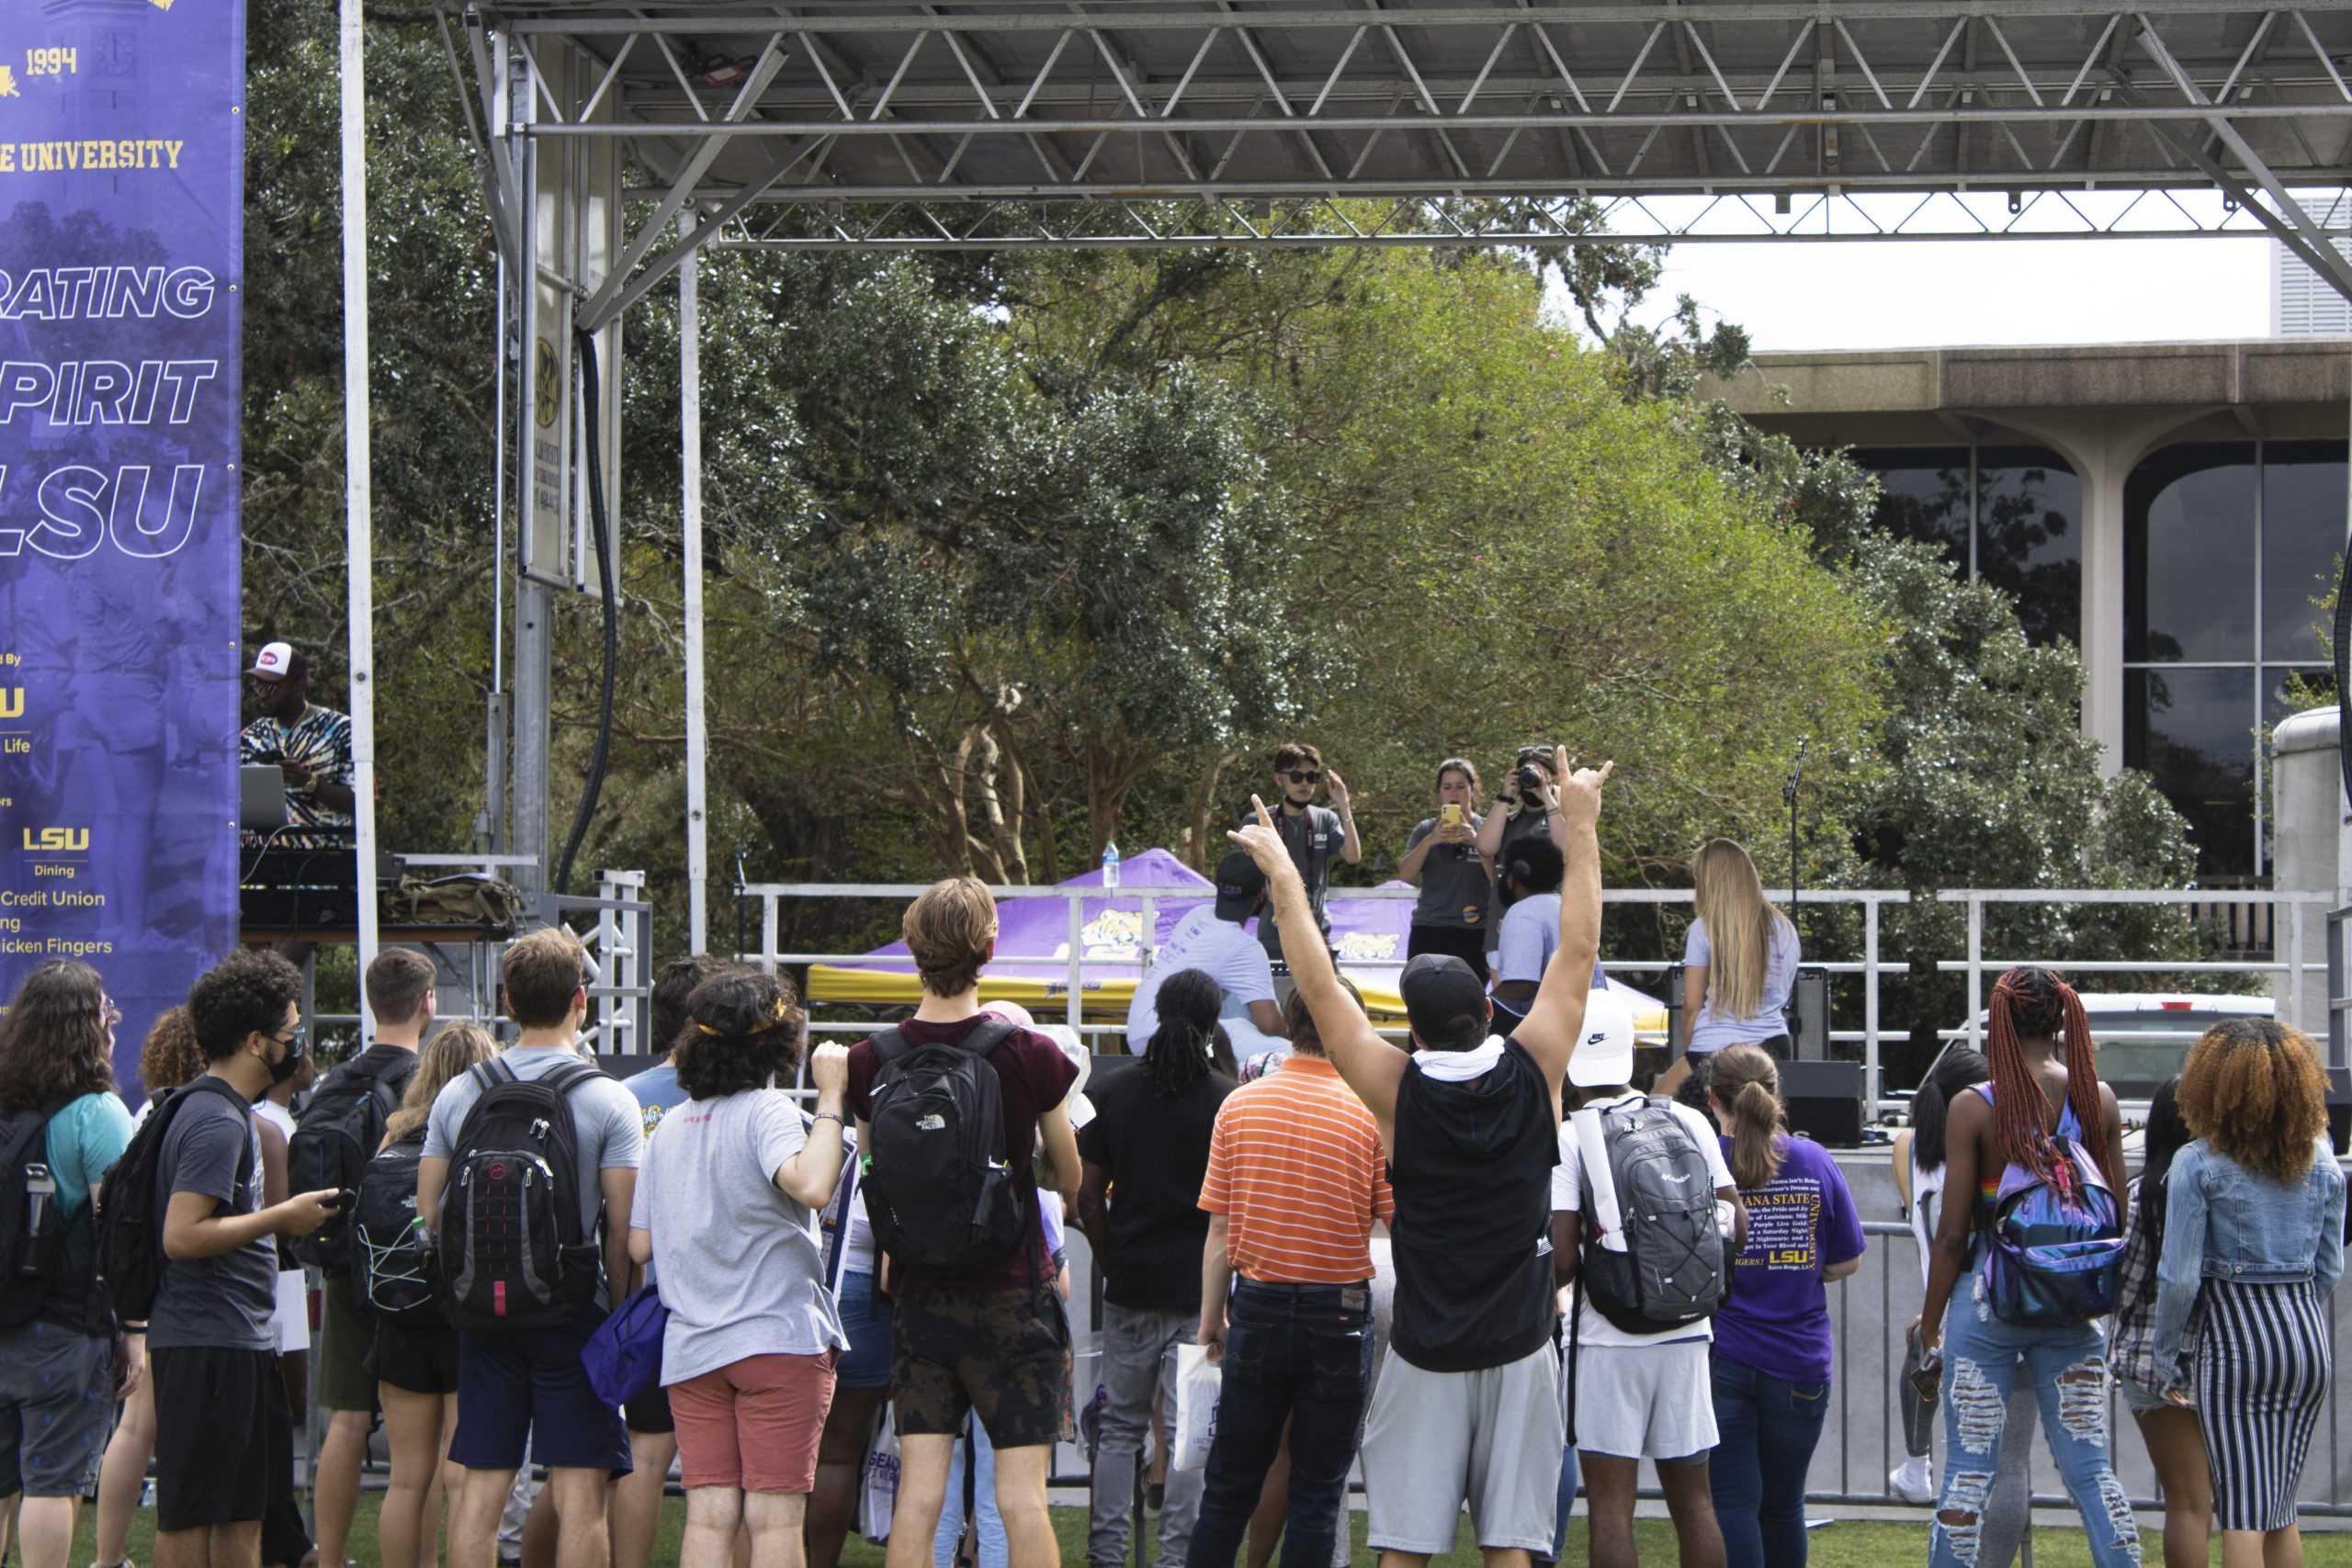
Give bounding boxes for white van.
[1951,991,2277,1100]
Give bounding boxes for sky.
[1575,232,2277,353]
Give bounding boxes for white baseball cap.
[1567,987,1637,1089]
[248,640,303,680]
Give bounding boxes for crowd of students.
[0,743,2346,1568]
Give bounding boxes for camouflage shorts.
[891,1283,1069,1447]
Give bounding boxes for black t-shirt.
[1077,1061,1234,1312]
[1387,1036,1560,1372]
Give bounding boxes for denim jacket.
[2150,1137,2347,1382]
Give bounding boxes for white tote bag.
[859,1401,900,1541]
[1172,1343,1223,1472]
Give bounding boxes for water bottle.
[20,1163,53,1275]
[1101,840,1121,890]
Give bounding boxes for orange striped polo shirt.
[1198,1055,1393,1284]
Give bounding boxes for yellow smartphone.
[1441,803,1463,828]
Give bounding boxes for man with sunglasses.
[150,951,342,1568]
[1252,741,1362,964]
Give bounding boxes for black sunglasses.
[1280,770,1321,784]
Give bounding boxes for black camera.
[1515,762,1546,803]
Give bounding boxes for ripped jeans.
[1928,1271,2143,1568]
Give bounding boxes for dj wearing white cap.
[239,639,356,846]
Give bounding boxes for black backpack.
[0,1096,74,1328]
[96,1077,256,1325]
[435,1057,604,1331]
[354,1126,438,1324]
[288,1049,416,1272]
[1574,1095,1728,1336]
[863,1021,1026,1274]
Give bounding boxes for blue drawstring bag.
[582,1281,669,1407]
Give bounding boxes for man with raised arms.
[1227,749,1611,1568]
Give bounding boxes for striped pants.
[2195,1278,2331,1532]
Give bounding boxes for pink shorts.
[669,1351,838,1495]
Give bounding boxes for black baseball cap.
[1400,953,1488,1044]
[1213,851,1267,921]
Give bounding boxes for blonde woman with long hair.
[1657,840,1799,1099]
[374,1023,498,1568]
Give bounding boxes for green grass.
[59,1492,2352,1568]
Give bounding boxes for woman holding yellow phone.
[1399,758,1496,981]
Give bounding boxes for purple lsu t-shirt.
[1710,1134,1866,1385]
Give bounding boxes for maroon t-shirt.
[845,1014,1079,1294]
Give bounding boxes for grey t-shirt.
[423,1044,645,1307]
[628,1088,848,1383]
[148,1084,276,1352]
[1405,813,1488,931]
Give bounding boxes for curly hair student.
[2152,1020,2346,1567]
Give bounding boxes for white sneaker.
[1888,1456,1934,1505]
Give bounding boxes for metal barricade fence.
[730,878,2351,1513]
[736,882,2346,1111]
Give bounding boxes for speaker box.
[1780,1058,1866,1147]
[1787,965,1832,1060]
[1665,964,1832,1060]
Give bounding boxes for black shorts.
[625,1385,675,1436]
[152,1346,288,1532]
[890,1285,1068,1449]
[369,1317,461,1397]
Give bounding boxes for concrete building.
[1708,340,2351,882]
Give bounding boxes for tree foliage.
[239,12,2215,1083]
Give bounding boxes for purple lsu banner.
[0,3,246,1091]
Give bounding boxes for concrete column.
[2077,442,2128,775]
[2272,705,2341,1033]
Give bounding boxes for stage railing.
[732,882,2343,1111]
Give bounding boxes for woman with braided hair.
[1917,965,2140,1568]
[1077,968,1237,1568]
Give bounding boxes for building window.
[2123,439,2343,877]
[1849,445,2082,647]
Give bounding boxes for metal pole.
[340,0,380,1027]
[1864,897,1881,1108]
[682,250,709,953]
[488,244,508,854]
[1966,896,1984,1054]
[1068,893,1084,1033]
[511,40,553,898]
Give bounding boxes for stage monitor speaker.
[1780,1058,1866,1147]
[1665,964,1830,1060]
[1788,965,1832,1061]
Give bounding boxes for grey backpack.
[1575,1096,1727,1335]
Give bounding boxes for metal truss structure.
[388,1,2352,949]
[463,1,2352,287]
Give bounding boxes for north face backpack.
[1574,1095,1728,1336]
[96,1077,256,1325]
[435,1057,604,1331]
[862,1021,1025,1274]
[354,1126,438,1324]
[0,1097,73,1328]
[1977,1086,2125,1327]
[288,1050,416,1272]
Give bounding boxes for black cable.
[555,327,620,898]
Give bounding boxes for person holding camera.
[1476,747,1563,952]
[1251,741,1362,963]
[1400,759,1496,982]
